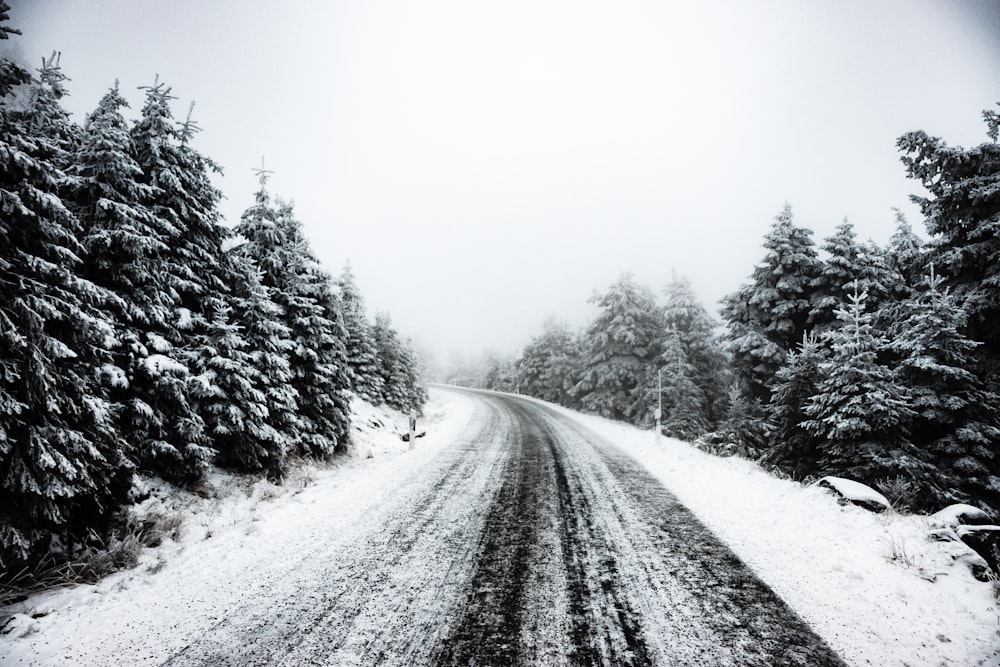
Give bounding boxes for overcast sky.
[6,0,1000,364]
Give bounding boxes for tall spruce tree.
[234,184,351,458]
[810,220,863,332]
[801,283,926,484]
[337,263,384,404]
[655,329,709,440]
[372,312,427,413]
[898,107,1000,389]
[885,209,927,294]
[661,273,729,428]
[0,36,131,568]
[890,269,1000,510]
[763,332,826,477]
[721,204,821,403]
[572,275,662,422]
[517,319,581,406]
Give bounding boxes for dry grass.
[884,534,921,570]
[0,511,185,607]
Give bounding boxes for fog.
[7,0,1000,363]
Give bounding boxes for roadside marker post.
[654,368,663,445]
[409,409,416,451]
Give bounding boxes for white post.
[408,408,416,451]
[655,368,662,444]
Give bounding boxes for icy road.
[5,388,847,666]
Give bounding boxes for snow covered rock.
[927,527,961,543]
[953,551,994,582]
[815,476,890,513]
[956,525,1000,577]
[930,504,994,530]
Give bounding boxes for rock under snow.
[815,476,890,513]
[956,525,1000,576]
[931,503,995,530]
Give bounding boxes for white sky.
[6,0,1000,363]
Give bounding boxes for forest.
[0,5,426,575]
[466,108,1000,517]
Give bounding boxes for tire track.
[162,398,513,667]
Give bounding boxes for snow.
[933,503,995,529]
[0,389,476,666]
[528,395,1000,667]
[816,475,891,510]
[2,387,999,666]
[140,354,187,376]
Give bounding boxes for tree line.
[473,104,1000,515]
[0,6,426,573]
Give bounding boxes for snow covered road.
[3,387,845,666]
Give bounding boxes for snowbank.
[0,388,477,666]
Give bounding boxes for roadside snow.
[534,397,1000,667]
[0,388,477,666]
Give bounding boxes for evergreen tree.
[572,275,662,422]
[0,36,131,568]
[214,259,299,474]
[654,329,709,440]
[517,319,581,405]
[482,351,519,393]
[890,268,1000,510]
[810,220,863,332]
[801,283,926,484]
[885,209,927,293]
[661,273,729,428]
[337,263,384,404]
[721,204,821,403]
[763,332,826,477]
[373,312,416,412]
[898,108,1000,387]
[87,77,223,482]
[234,186,351,458]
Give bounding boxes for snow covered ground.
[531,394,1000,666]
[2,386,999,666]
[0,390,477,665]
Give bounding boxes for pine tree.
[482,351,519,393]
[572,275,662,422]
[399,337,429,411]
[337,264,384,404]
[898,107,1000,388]
[517,319,581,405]
[885,209,927,293]
[721,204,821,403]
[234,186,351,458]
[373,312,412,412]
[763,332,826,477]
[213,259,299,474]
[890,268,1000,510]
[0,38,131,568]
[801,283,926,484]
[810,220,863,332]
[296,249,353,455]
[661,273,729,428]
[654,329,709,440]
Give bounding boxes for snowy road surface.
[4,388,845,666]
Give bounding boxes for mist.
[8,0,1000,362]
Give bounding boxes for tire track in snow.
[161,388,846,666]
[161,398,514,666]
[436,391,845,666]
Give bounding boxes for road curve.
[165,388,845,666]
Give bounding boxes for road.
[161,388,844,666]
